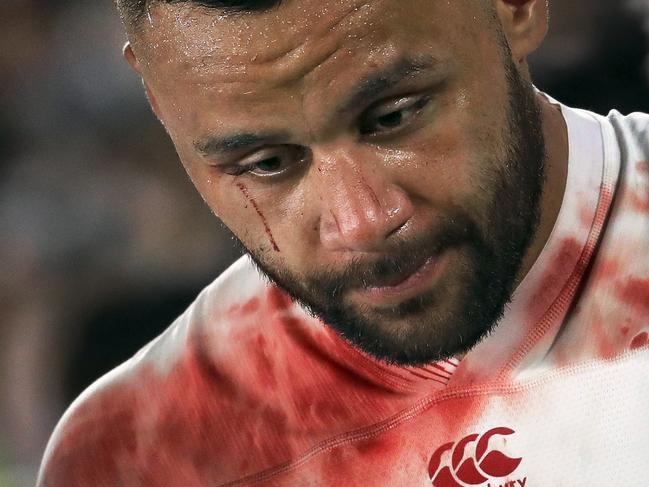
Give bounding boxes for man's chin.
[247,235,518,365]
[314,265,511,365]
[313,291,482,366]
[327,313,485,366]
[256,249,502,365]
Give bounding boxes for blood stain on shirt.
[630,161,649,212]
[578,203,594,228]
[616,278,649,315]
[43,323,311,486]
[435,394,488,446]
[528,237,583,314]
[251,334,278,389]
[353,434,395,457]
[590,315,618,359]
[630,332,649,350]
[593,258,621,282]
[242,296,261,314]
[630,190,649,213]
[42,380,140,486]
[267,284,294,312]
[228,297,261,319]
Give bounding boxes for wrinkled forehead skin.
[133,0,499,131]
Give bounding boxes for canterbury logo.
[428,427,523,487]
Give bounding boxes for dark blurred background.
[1,1,648,485]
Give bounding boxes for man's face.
[135,0,545,364]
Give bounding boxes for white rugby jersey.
[39,102,649,486]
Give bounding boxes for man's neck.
[514,93,570,289]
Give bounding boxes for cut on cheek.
[236,182,281,253]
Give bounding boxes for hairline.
[118,0,283,38]
[119,0,496,37]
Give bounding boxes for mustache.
[305,213,482,297]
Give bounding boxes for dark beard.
[243,55,546,366]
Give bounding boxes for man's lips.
[353,251,449,304]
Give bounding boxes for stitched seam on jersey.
[497,114,620,379]
[339,344,423,392]
[328,333,439,393]
[323,317,459,393]
[337,339,458,392]
[219,347,645,487]
[290,314,422,392]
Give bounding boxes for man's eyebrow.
[193,131,290,156]
[336,55,442,115]
[193,57,441,156]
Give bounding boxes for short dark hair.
[117,0,283,32]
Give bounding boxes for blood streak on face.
[237,182,281,252]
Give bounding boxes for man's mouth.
[352,250,449,305]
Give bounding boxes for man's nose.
[316,148,414,252]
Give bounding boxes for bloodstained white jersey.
[39,102,649,486]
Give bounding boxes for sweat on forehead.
[119,0,501,36]
[117,0,283,29]
[127,0,500,64]
[130,0,387,77]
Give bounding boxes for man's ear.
[495,0,549,62]
[123,42,164,122]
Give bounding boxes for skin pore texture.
[125,0,568,365]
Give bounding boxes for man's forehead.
[135,0,478,81]
[138,0,380,71]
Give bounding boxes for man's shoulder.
[599,108,649,159]
[606,108,649,133]
[564,105,649,208]
[565,107,649,362]
[560,102,648,143]
[37,255,289,486]
[599,109,649,204]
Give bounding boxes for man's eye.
[360,95,430,136]
[228,145,306,178]
[252,156,283,175]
